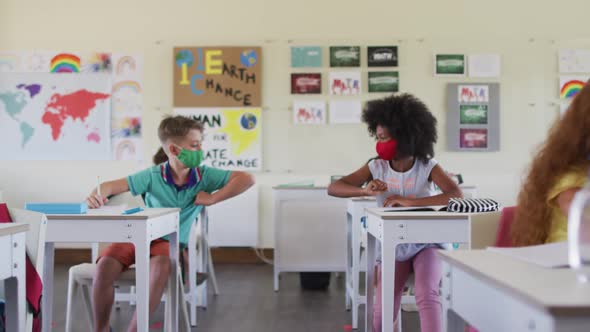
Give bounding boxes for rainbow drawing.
[113,80,142,94]
[50,53,80,73]
[115,139,137,160]
[116,56,136,75]
[559,76,588,99]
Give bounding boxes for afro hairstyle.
[362,93,437,163]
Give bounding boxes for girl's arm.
[557,187,583,216]
[327,164,387,198]
[384,165,462,207]
[86,178,130,208]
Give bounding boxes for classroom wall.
[2,0,590,248]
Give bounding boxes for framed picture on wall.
[329,46,361,67]
[367,46,398,67]
[291,73,322,94]
[368,71,399,93]
[459,105,488,124]
[435,54,466,76]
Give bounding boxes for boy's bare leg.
[126,255,171,332]
[93,257,124,332]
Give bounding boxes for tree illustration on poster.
[173,47,262,107]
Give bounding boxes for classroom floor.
[50,263,420,332]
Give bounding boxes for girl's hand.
[364,180,388,196]
[86,193,108,209]
[383,195,413,207]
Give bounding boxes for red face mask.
[376,139,397,160]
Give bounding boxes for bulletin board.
[173,47,262,107]
[446,83,500,152]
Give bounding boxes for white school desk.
[364,208,496,332]
[345,186,481,329]
[0,223,28,332]
[43,208,180,332]
[273,186,347,291]
[345,197,377,329]
[440,250,590,332]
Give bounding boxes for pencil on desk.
[97,176,101,197]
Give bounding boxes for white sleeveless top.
[368,158,443,261]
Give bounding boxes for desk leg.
[351,212,361,329]
[135,238,150,332]
[6,233,26,332]
[42,241,55,332]
[442,264,465,332]
[381,235,396,332]
[168,229,179,332]
[365,232,376,332]
[346,212,353,311]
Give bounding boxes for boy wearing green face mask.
[85,115,255,332]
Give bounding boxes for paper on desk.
[487,241,569,268]
[86,204,128,214]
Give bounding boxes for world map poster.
[0,73,111,160]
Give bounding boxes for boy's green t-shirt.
[127,162,231,246]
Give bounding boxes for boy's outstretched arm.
[195,171,255,206]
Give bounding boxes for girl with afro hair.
[328,93,462,332]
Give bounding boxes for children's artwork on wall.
[329,100,362,124]
[559,49,590,73]
[291,73,322,94]
[82,52,112,73]
[559,76,588,99]
[459,105,488,124]
[292,100,326,125]
[368,71,399,93]
[468,54,501,78]
[174,108,262,170]
[112,138,143,161]
[113,54,143,81]
[460,128,488,148]
[111,53,143,161]
[21,52,52,72]
[173,47,262,107]
[0,73,112,160]
[329,72,361,95]
[0,52,22,72]
[112,80,143,115]
[50,53,81,73]
[112,117,141,138]
[458,85,489,103]
[367,46,398,67]
[291,46,322,68]
[435,54,466,76]
[447,83,500,152]
[330,46,360,67]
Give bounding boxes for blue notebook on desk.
[25,202,87,214]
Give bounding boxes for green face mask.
[175,146,203,168]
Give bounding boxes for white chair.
[186,207,219,326]
[65,262,190,331]
[111,203,219,327]
[0,208,47,332]
[111,208,219,328]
